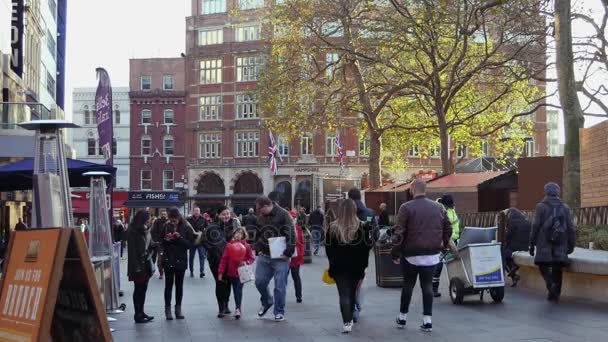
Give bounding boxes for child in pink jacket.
[218,227,255,319]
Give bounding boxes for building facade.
[129,58,187,195]
[183,0,548,214]
[546,109,564,156]
[67,87,131,189]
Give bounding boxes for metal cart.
[445,242,505,304]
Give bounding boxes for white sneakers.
[342,321,353,334]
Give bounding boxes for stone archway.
[195,171,225,194]
[232,171,264,195]
[274,181,292,210]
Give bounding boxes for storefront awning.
[123,200,184,208]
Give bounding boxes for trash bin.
[374,228,402,288]
[304,227,312,264]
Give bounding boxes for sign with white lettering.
[128,191,180,202]
[0,229,112,341]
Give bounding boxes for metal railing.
[0,102,52,130]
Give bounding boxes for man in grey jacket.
[529,183,576,302]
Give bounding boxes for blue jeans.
[189,245,206,275]
[229,277,244,310]
[255,255,290,316]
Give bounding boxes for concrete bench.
[512,248,608,303]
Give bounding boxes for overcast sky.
[63,0,605,137]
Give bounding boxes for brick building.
[182,0,547,215]
[581,121,608,208]
[129,58,187,194]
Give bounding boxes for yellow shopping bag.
[322,268,336,285]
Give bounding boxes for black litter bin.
[303,227,312,264]
[374,228,402,288]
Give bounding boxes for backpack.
[545,204,567,244]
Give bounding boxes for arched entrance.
[294,180,312,213]
[232,172,263,216]
[274,181,292,210]
[195,172,225,216]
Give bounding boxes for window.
[236,131,259,157]
[236,55,262,82]
[236,94,259,119]
[200,59,222,84]
[278,136,289,156]
[236,25,261,42]
[46,29,56,59]
[359,137,370,156]
[199,29,223,46]
[325,52,339,78]
[300,133,313,156]
[141,109,152,124]
[481,141,490,157]
[163,75,174,90]
[199,95,222,121]
[112,138,117,156]
[114,106,121,125]
[164,109,174,124]
[239,0,264,10]
[164,136,174,156]
[430,145,441,158]
[326,132,338,156]
[140,76,151,90]
[201,0,226,15]
[408,145,420,157]
[322,21,343,37]
[46,70,55,99]
[141,136,151,156]
[524,138,534,157]
[163,170,174,190]
[97,141,103,156]
[87,139,96,156]
[84,105,93,125]
[457,145,468,158]
[141,170,152,190]
[199,133,221,159]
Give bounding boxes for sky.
[58,0,607,137]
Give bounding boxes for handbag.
[322,268,335,285]
[238,263,255,284]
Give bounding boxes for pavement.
[109,249,608,342]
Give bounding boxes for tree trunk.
[438,112,451,175]
[368,130,382,189]
[555,0,585,207]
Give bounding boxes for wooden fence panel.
[460,206,608,228]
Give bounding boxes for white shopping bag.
[238,263,255,284]
[268,236,287,259]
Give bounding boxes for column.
[291,175,297,209]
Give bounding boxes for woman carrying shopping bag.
[218,226,255,319]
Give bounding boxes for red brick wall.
[581,121,608,208]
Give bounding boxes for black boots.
[432,282,441,298]
[165,306,173,320]
[175,305,185,319]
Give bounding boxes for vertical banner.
[94,68,113,166]
[11,0,24,77]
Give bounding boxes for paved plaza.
[110,251,608,342]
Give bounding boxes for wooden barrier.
[460,206,608,228]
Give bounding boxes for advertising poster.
[470,244,504,285]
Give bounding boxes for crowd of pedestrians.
[123,181,575,335]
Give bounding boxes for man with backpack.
[529,182,576,302]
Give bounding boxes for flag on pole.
[335,133,344,170]
[269,130,279,175]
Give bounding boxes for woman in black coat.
[202,204,239,318]
[500,208,532,286]
[127,210,154,323]
[325,199,374,334]
[162,207,194,320]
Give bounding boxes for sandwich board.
[0,228,112,341]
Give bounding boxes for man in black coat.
[309,205,324,255]
[187,207,208,278]
[378,203,390,228]
[530,183,576,302]
[241,208,259,246]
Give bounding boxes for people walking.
[500,207,532,286]
[432,194,460,297]
[127,210,154,323]
[288,210,305,303]
[162,207,194,320]
[530,183,576,302]
[218,227,255,319]
[309,205,324,255]
[378,203,390,228]
[151,211,168,279]
[325,199,374,334]
[254,196,296,322]
[203,205,239,317]
[391,180,452,333]
[241,208,259,246]
[187,207,207,278]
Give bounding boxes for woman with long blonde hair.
[325,199,374,334]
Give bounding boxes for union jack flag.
[335,133,344,170]
[269,130,279,175]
